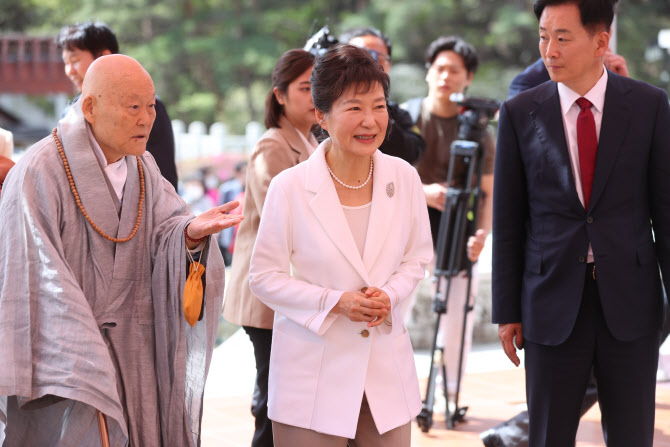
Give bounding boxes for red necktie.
[576,97,597,209]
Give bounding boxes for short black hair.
[424,35,478,74]
[534,0,618,34]
[339,27,392,57]
[55,21,119,56]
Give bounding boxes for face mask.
[182,184,205,204]
[205,176,219,190]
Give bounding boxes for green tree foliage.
[4,0,669,130]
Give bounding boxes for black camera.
[304,24,338,57]
[449,93,500,142]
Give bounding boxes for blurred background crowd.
[2,0,670,347]
[3,2,670,445]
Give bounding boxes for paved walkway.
[202,329,670,446]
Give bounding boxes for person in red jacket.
[0,155,15,197]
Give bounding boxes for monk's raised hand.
[186,201,244,241]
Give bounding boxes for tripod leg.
[416,308,445,433]
[440,348,450,428]
[451,266,476,426]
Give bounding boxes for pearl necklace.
[326,157,373,190]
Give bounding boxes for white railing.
[172,120,264,162]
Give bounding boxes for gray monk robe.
[0,104,225,446]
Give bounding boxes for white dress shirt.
[87,123,127,206]
[557,67,608,262]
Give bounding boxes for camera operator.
[401,35,495,400]
[339,27,426,165]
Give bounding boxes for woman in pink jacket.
[250,44,433,447]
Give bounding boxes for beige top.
[223,116,318,328]
[342,202,372,258]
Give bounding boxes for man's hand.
[424,183,448,211]
[185,201,244,249]
[604,49,629,78]
[498,322,523,367]
[332,287,391,328]
[467,229,488,262]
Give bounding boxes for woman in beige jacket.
[223,48,317,447]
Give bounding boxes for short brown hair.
[310,43,390,119]
[264,49,315,129]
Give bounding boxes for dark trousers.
[524,266,660,447]
[243,326,274,447]
[483,293,670,447]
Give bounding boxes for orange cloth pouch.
[183,240,206,327]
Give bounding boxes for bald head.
[82,54,153,96]
[81,55,157,164]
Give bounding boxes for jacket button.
[578,256,586,263]
[586,216,593,223]
[361,330,370,338]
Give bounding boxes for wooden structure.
[0,34,73,95]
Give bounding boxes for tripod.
[416,136,486,433]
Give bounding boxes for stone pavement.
[201,330,670,446]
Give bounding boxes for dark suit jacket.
[378,101,426,165]
[492,71,670,345]
[148,99,179,190]
[508,58,550,99]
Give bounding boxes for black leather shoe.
[480,429,506,447]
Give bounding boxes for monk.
[0,55,242,446]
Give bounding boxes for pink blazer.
[249,140,433,438]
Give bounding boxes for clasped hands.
[185,200,244,249]
[333,286,391,328]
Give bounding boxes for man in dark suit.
[492,0,670,445]
[56,22,179,190]
[509,51,629,99]
[508,58,550,99]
